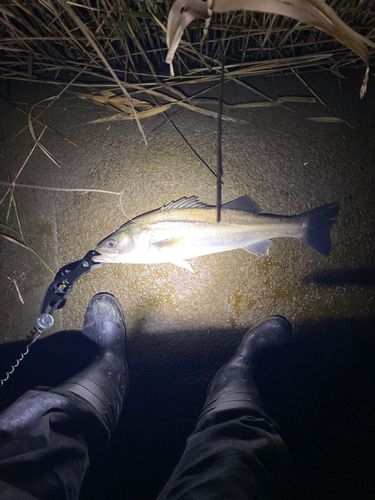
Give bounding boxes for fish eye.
[107,239,117,249]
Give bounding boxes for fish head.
[92,225,135,263]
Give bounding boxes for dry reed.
[0,0,373,96]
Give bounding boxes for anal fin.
[170,260,195,273]
[243,240,272,256]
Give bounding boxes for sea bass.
[92,196,339,272]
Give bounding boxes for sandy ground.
[0,68,374,499]
[0,70,374,341]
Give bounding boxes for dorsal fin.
[162,196,212,211]
[162,195,263,213]
[223,195,263,214]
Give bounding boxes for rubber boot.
[55,293,128,435]
[198,316,292,423]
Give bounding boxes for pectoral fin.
[151,238,194,272]
[243,240,272,256]
[152,237,184,250]
[170,260,195,273]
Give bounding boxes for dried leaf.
[166,0,374,96]
[307,117,353,127]
[308,116,342,122]
[224,96,316,108]
[71,91,152,115]
[86,103,173,123]
[177,101,249,123]
[0,233,30,250]
[7,276,24,304]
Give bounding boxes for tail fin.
[298,203,339,256]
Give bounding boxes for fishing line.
[216,38,224,223]
[119,188,143,224]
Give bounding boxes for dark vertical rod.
[216,39,224,223]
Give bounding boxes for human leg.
[158,316,293,500]
[0,293,128,500]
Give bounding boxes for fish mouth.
[92,252,118,263]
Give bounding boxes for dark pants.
[0,388,291,500]
[0,388,108,500]
[157,407,292,500]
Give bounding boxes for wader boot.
[54,293,128,436]
[199,316,292,422]
[156,316,293,500]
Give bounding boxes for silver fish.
[92,196,339,272]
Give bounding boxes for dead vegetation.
[0,0,374,91]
